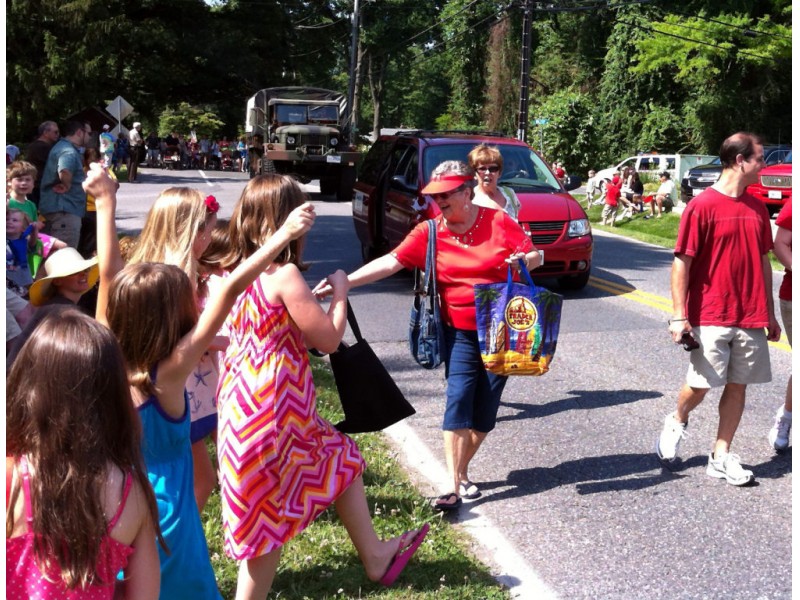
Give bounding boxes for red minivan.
[351,131,593,290]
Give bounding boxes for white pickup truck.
[594,153,717,187]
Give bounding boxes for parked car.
[746,150,792,215]
[680,144,791,204]
[595,153,716,194]
[351,131,593,291]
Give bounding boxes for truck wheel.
[320,177,337,196]
[558,270,590,292]
[337,167,357,203]
[260,158,276,174]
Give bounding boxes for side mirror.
[563,175,582,191]
[390,174,416,193]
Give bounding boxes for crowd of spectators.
[5,130,790,598]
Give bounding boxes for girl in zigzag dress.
[217,174,428,599]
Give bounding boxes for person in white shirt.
[584,169,600,208]
[648,171,676,219]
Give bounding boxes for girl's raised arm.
[158,202,316,387]
[84,163,124,326]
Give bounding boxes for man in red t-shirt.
[768,200,792,451]
[655,132,781,486]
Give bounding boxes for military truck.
[245,86,360,202]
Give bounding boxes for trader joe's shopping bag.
[474,260,563,376]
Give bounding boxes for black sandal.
[433,492,462,512]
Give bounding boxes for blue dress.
[138,385,222,600]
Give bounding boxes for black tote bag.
[329,301,416,434]
[408,219,445,369]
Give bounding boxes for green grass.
[202,357,510,600]
[576,194,784,271]
[585,203,683,247]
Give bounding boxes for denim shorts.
[442,325,508,432]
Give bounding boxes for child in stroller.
[162,145,182,170]
[219,137,235,171]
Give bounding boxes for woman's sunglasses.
[476,165,500,173]
[430,185,466,201]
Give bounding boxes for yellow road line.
[588,275,791,352]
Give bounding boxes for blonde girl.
[127,187,222,511]
[6,307,162,599]
[87,165,315,599]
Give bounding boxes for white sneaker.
[768,407,791,452]
[706,452,754,486]
[656,414,687,462]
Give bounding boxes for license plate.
[354,191,364,212]
[768,190,782,200]
[326,155,342,164]
[692,187,703,196]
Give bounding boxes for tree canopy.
[6,0,792,173]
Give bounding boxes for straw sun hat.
[28,248,99,307]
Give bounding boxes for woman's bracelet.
[668,318,687,325]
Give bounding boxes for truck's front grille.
[760,174,791,188]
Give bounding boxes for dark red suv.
[351,131,593,290]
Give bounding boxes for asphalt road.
[116,167,792,600]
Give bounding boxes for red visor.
[420,174,473,195]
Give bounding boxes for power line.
[661,6,792,41]
[529,0,660,13]
[531,0,791,43]
[367,0,488,62]
[614,17,776,64]
[399,9,514,73]
[288,32,350,58]
[297,17,347,30]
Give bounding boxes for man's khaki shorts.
[780,299,792,346]
[686,325,772,389]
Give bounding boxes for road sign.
[106,96,134,136]
[534,118,549,126]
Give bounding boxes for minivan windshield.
[422,143,561,191]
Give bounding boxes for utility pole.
[346,0,361,147]
[516,0,533,143]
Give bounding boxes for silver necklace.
[443,206,483,248]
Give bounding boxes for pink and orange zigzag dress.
[217,273,365,560]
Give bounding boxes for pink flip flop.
[379,523,430,586]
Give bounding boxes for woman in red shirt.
[316,160,542,511]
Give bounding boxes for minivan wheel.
[558,270,590,291]
[361,243,377,264]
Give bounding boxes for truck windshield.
[308,105,339,124]
[275,105,308,125]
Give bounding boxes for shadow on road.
[459,451,687,511]
[749,448,792,479]
[497,388,662,422]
